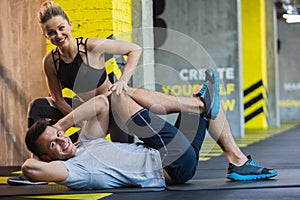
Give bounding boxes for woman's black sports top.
[52,37,107,93]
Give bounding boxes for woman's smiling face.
[40,15,72,48]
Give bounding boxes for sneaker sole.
[227,171,278,181]
[206,68,220,119]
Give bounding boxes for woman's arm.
[42,54,73,115]
[88,38,142,94]
[22,158,68,182]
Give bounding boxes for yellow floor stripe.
[199,157,211,161]
[0,176,10,184]
[200,149,223,153]
[23,193,112,199]
[202,152,223,156]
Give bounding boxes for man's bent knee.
[93,95,109,108]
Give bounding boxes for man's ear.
[42,33,50,40]
[40,154,52,162]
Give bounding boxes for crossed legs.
[110,91,207,184]
[125,86,248,166]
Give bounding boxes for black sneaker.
[227,155,278,181]
[7,174,48,185]
[193,68,220,120]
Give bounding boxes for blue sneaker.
[227,155,278,181]
[194,68,220,119]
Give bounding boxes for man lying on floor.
[22,70,277,190]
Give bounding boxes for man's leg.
[174,113,208,156]
[110,92,204,184]
[206,108,278,180]
[165,112,208,183]
[125,68,219,119]
[107,94,135,143]
[125,67,278,181]
[76,95,110,139]
[207,108,248,165]
[126,86,205,115]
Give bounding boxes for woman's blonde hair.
[37,0,70,23]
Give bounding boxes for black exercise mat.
[167,125,300,191]
[0,184,165,197]
[166,169,300,191]
[196,124,300,173]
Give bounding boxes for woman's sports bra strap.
[51,48,60,72]
[76,37,89,65]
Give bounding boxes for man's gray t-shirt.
[58,138,165,190]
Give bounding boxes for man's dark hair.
[25,119,50,157]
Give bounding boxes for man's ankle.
[231,156,248,166]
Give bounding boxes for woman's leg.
[27,98,65,128]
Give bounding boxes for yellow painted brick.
[80,0,112,9]
[68,11,82,21]
[83,10,112,21]
[83,21,112,30]
[49,0,132,45]
[114,13,131,22]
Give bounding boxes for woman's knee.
[28,98,48,110]
[27,98,52,118]
[27,98,49,128]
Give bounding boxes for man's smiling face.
[36,126,77,162]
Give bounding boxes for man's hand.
[52,124,63,131]
[31,153,41,161]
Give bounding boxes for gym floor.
[1,122,299,200]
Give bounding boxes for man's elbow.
[21,160,38,182]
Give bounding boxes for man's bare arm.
[54,95,108,131]
[22,158,68,182]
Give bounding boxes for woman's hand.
[108,79,127,95]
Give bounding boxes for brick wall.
[47,0,132,51]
